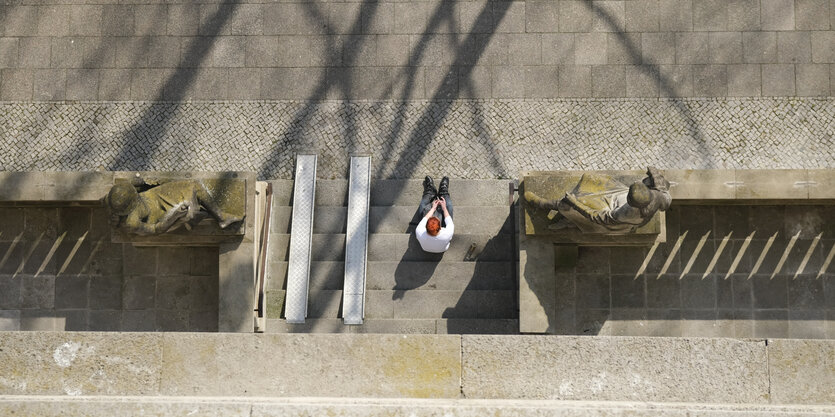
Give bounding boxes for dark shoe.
[438,176,450,196]
[423,176,437,194]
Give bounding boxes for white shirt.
[415,216,454,253]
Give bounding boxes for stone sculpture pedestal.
[519,170,666,334]
[522,171,665,245]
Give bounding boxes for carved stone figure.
[524,167,671,233]
[106,178,245,235]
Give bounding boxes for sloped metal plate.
[285,154,317,324]
[343,156,370,325]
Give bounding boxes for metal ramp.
[342,156,371,325]
[285,154,317,324]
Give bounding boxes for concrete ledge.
[2,397,834,417]
[462,336,769,403]
[768,339,835,405]
[0,333,832,405]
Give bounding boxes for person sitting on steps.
[415,176,454,253]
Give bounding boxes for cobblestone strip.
[0,98,832,179]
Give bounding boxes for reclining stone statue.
[106,179,245,235]
[524,167,671,233]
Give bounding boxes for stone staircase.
[263,179,518,334]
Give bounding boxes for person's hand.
[431,199,440,209]
[438,197,447,210]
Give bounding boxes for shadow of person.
[392,208,443,300]
[442,215,517,334]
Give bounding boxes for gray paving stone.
[560,0,593,33]
[693,0,727,31]
[727,64,761,96]
[525,1,559,33]
[134,5,167,36]
[362,1,393,35]
[1,69,32,100]
[102,5,134,37]
[4,6,38,37]
[542,33,575,65]
[796,0,831,29]
[797,63,831,95]
[507,33,540,65]
[811,31,835,62]
[693,64,728,96]
[709,32,743,64]
[0,38,18,69]
[762,63,796,95]
[643,32,675,64]
[558,64,591,96]
[591,65,625,97]
[89,309,122,331]
[167,4,199,36]
[97,69,131,100]
[491,66,524,99]
[624,0,660,32]
[727,0,761,31]
[494,1,526,34]
[658,0,693,32]
[524,66,560,98]
[263,3,324,36]
[778,31,812,63]
[607,32,641,64]
[761,0,795,30]
[575,33,606,65]
[17,37,50,69]
[676,32,710,64]
[376,35,409,67]
[393,2,427,34]
[659,65,694,95]
[743,31,778,63]
[36,5,70,37]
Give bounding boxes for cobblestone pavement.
[0,98,832,179]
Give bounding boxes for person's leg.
[419,176,437,217]
[438,177,453,224]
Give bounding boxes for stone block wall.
[0,206,219,331]
[550,203,835,338]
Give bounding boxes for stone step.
[266,289,517,320]
[268,233,514,262]
[267,260,515,292]
[270,205,513,234]
[265,318,519,334]
[269,179,512,207]
[6,397,831,416]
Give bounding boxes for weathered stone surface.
[768,339,835,404]
[160,333,461,398]
[735,169,808,200]
[461,336,769,403]
[665,169,736,200]
[0,332,162,395]
[2,397,835,417]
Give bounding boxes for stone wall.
[0,206,220,331]
[546,204,835,338]
[0,333,832,406]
